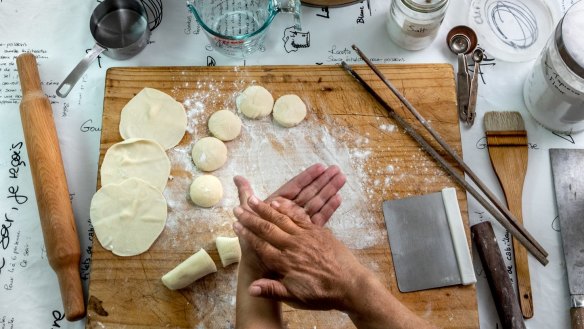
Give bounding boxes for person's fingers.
[234,204,291,247]
[310,194,342,227]
[302,171,346,217]
[293,165,343,208]
[247,195,303,234]
[249,278,291,301]
[268,163,326,201]
[269,197,311,224]
[233,221,280,262]
[233,175,254,210]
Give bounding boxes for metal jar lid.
[402,0,449,13]
[556,0,584,79]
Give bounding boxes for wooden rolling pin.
[16,53,86,321]
[472,221,526,329]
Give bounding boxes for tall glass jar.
[523,1,584,134]
[386,0,449,51]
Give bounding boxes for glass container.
[523,1,584,134]
[386,0,449,51]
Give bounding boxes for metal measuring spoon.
[446,26,478,125]
[450,34,472,54]
[467,48,485,125]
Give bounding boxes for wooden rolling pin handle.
[572,307,584,329]
[471,221,526,329]
[16,53,86,321]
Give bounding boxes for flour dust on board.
[159,78,397,327]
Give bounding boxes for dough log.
[161,249,217,290]
[215,236,241,267]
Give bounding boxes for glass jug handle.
[274,0,302,30]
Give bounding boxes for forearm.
[344,269,438,329]
[235,258,282,329]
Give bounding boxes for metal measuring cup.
[187,0,302,58]
[56,0,150,98]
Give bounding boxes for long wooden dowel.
[341,61,548,266]
[351,44,548,259]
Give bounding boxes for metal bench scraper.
[382,187,476,292]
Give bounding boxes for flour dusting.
[162,77,390,328]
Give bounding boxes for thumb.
[234,176,254,208]
[249,279,290,300]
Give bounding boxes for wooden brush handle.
[572,307,584,329]
[472,222,526,329]
[16,53,86,321]
[486,131,533,319]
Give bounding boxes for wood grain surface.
[17,53,85,321]
[86,64,478,329]
[486,128,533,318]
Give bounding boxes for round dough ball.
[191,137,227,172]
[119,88,187,150]
[90,178,167,257]
[237,85,274,119]
[100,138,170,192]
[208,110,242,141]
[189,175,223,207]
[273,94,307,128]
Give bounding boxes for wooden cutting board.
[86,64,479,329]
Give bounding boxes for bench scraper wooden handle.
[16,53,86,321]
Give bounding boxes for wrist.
[342,270,437,329]
[338,264,378,312]
[238,253,268,278]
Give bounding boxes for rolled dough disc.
[237,85,274,119]
[90,177,168,257]
[100,138,170,192]
[273,94,307,128]
[119,88,187,150]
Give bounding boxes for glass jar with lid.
[523,1,584,134]
[386,0,449,51]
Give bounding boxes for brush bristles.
[484,111,525,131]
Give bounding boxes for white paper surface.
[0,0,582,328]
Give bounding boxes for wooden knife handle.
[572,307,584,329]
[471,221,525,329]
[16,53,86,321]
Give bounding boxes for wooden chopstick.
[350,44,548,259]
[341,60,549,266]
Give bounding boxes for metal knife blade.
[550,149,584,329]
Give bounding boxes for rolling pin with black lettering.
[16,53,85,321]
[471,221,525,329]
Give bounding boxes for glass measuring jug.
[187,0,301,58]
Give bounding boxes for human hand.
[233,195,369,311]
[233,164,347,328]
[233,163,346,226]
[234,163,346,276]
